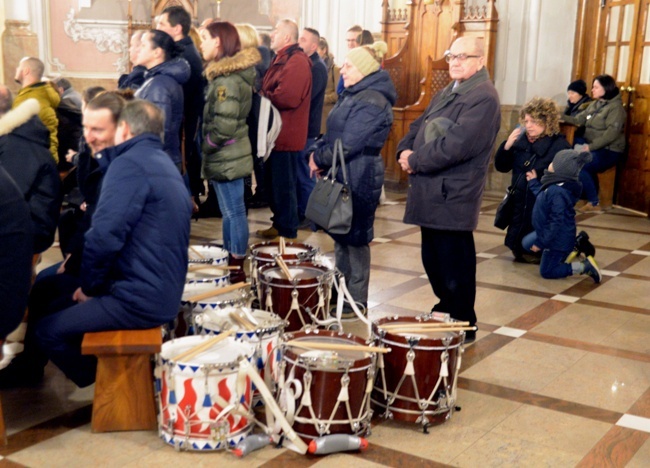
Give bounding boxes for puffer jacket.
[494,132,570,254]
[13,81,60,161]
[0,100,61,254]
[135,58,190,165]
[82,133,191,324]
[202,47,260,181]
[563,94,626,152]
[312,69,396,246]
[529,177,582,253]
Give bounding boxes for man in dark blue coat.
[157,5,205,197]
[296,27,328,227]
[30,100,191,388]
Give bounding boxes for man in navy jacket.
[33,100,191,388]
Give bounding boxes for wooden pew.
[81,327,161,433]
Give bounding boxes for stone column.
[3,0,38,92]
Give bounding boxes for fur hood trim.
[205,47,261,80]
[0,98,40,137]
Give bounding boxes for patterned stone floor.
[2,191,650,467]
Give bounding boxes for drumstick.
[185,282,250,303]
[187,264,241,272]
[285,340,390,354]
[173,330,235,361]
[275,256,293,281]
[229,311,256,331]
[279,236,286,256]
[380,321,471,330]
[189,246,205,259]
[382,326,477,334]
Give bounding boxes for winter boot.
[228,254,247,284]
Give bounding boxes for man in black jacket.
[0,85,61,255]
[157,5,205,198]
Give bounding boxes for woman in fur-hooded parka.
[200,21,260,268]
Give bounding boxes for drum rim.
[257,262,334,287]
[196,309,287,336]
[250,241,317,261]
[188,244,229,264]
[160,336,255,369]
[372,315,464,348]
[283,329,373,370]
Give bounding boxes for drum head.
[284,330,372,370]
[198,307,284,334]
[181,281,250,308]
[250,242,316,260]
[262,265,327,281]
[188,245,229,264]
[161,335,254,367]
[372,316,464,348]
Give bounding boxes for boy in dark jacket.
[523,149,602,282]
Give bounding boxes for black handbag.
[305,139,353,235]
[494,186,516,230]
[494,154,537,230]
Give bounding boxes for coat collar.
[94,133,163,172]
[204,47,261,81]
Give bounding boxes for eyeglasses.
[444,52,480,63]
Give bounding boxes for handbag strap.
[329,139,348,185]
[510,153,538,193]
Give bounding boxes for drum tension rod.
[423,423,430,434]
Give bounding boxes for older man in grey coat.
[396,37,501,342]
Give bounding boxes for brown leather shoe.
[256,226,279,238]
[579,202,603,214]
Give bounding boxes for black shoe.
[576,231,596,257]
[513,253,541,265]
[464,329,476,344]
[247,198,269,209]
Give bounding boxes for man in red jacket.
[257,19,312,240]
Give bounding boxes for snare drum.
[276,329,375,440]
[257,263,333,332]
[249,241,317,287]
[371,315,464,428]
[188,244,229,265]
[156,335,255,451]
[178,280,252,337]
[195,307,286,405]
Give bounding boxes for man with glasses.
[396,36,501,343]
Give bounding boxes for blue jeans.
[575,139,621,205]
[297,137,317,219]
[522,231,573,279]
[211,179,248,257]
[265,150,298,238]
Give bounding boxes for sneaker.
[579,202,603,214]
[582,256,602,283]
[256,226,279,239]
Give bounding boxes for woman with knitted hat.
[308,41,396,316]
[564,79,591,117]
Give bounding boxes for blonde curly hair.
[519,97,560,137]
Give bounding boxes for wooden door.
[598,0,650,214]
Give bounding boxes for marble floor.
[2,190,650,467]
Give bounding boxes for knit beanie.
[551,149,592,181]
[567,79,587,96]
[346,42,386,77]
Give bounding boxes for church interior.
[1,0,650,466]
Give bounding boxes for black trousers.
[421,227,477,326]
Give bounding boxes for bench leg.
[91,354,157,432]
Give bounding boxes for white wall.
[494,0,579,106]
[300,0,382,66]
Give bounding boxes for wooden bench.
[597,166,616,210]
[81,327,162,433]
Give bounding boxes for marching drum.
[257,263,333,332]
[371,315,464,429]
[156,335,255,451]
[188,244,229,265]
[249,241,317,287]
[195,307,286,405]
[178,280,252,337]
[276,329,375,441]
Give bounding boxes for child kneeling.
[523,149,601,283]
